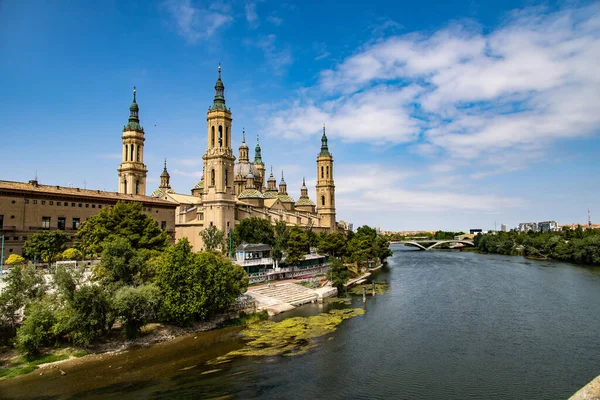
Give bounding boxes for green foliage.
[329,258,349,295]
[232,217,274,248]
[61,248,82,261]
[15,300,56,359]
[5,254,25,265]
[23,230,69,264]
[0,264,46,329]
[155,238,248,326]
[95,237,155,286]
[113,284,162,339]
[317,232,348,258]
[52,265,81,304]
[271,221,289,265]
[200,225,225,251]
[69,285,112,345]
[77,201,170,254]
[285,227,309,267]
[476,229,600,265]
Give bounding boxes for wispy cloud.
[245,0,261,28]
[248,34,293,74]
[163,0,233,43]
[265,4,600,176]
[172,169,203,178]
[96,153,122,160]
[176,158,203,167]
[267,15,283,26]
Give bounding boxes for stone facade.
[0,180,176,259]
[150,67,339,251]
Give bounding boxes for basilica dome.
[234,161,259,178]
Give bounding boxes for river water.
[2,245,600,399]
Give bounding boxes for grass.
[0,348,88,380]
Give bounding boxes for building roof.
[234,161,259,178]
[236,243,271,252]
[263,190,278,199]
[151,187,176,197]
[295,197,315,206]
[193,179,204,189]
[238,188,265,199]
[0,180,176,207]
[277,193,295,203]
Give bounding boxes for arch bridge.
[392,239,475,251]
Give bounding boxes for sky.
[1,0,599,232]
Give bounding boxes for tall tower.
[316,126,336,231]
[159,159,171,191]
[202,65,236,234]
[118,87,148,195]
[254,135,265,190]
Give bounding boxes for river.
[2,244,600,399]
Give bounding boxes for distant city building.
[518,222,538,233]
[500,224,507,232]
[537,221,559,232]
[470,229,483,235]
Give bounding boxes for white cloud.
[172,169,203,178]
[177,158,203,167]
[245,1,260,28]
[248,34,293,74]
[267,15,283,26]
[266,4,600,174]
[334,164,524,212]
[163,0,233,43]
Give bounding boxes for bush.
[113,284,162,339]
[61,248,82,261]
[5,254,26,265]
[15,301,56,359]
[70,285,112,345]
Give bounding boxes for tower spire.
[125,86,142,132]
[254,134,264,165]
[211,64,226,111]
[320,124,331,156]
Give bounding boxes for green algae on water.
[207,308,364,364]
[347,281,389,296]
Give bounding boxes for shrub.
[113,284,162,339]
[5,254,25,265]
[15,301,56,359]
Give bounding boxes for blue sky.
[1,0,599,232]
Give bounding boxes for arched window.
[211,126,215,147]
[326,165,329,178]
[211,169,215,186]
[124,144,128,161]
[225,169,228,187]
[321,166,324,179]
[130,145,134,162]
[218,125,223,147]
[135,180,140,195]
[123,179,127,193]
[225,127,229,148]
[321,195,325,206]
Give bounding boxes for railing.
[236,258,274,267]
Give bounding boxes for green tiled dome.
[239,189,265,199]
[277,194,295,203]
[295,198,315,206]
[151,188,175,197]
[193,179,204,189]
[263,191,278,199]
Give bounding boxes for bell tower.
[316,125,336,231]
[202,65,236,234]
[118,87,147,195]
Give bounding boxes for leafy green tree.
[274,221,289,250]
[15,300,57,359]
[329,258,349,296]
[306,229,319,249]
[155,238,248,326]
[232,217,274,247]
[95,237,153,286]
[0,264,46,329]
[318,232,348,259]
[77,201,170,254]
[285,228,309,267]
[375,235,393,261]
[61,248,82,261]
[200,225,225,251]
[5,254,26,265]
[23,230,69,264]
[69,285,112,345]
[113,284,162,339]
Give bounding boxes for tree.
[318,232,348,259]
[285,228,309,267]
[77,201,170,254]
[5,254,25,265]
[0,264,46,329]
[61,248,82,261]
[200,225,225,252]
[15,300,57,359]
[95,237,155,286]
[23,230,69,264]
[113,284,162,339]
[69,284,112,345]
[272,221,289,267]
[155,238,248,326]
[329,258,349,296]
[232,217,274,248]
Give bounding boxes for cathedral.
[117,66,338,252]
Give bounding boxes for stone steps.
[251,283,318,306]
